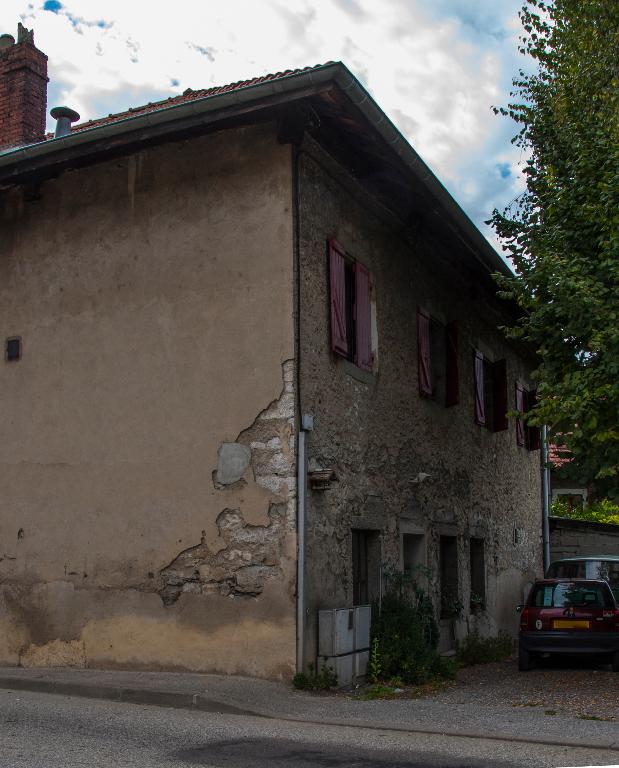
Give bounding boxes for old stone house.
[0,25,542,678]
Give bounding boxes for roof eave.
[0,61,510,278]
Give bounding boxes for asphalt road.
[1,688,618,768]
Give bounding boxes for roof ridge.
[46,62,335,139]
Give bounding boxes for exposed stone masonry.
[158,503,287,604]
[158,360,296,605]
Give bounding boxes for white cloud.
[0,0,526,248]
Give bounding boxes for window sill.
[337,357,376,385]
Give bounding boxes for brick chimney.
[0,23,48,152]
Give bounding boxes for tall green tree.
[491,0,619,496]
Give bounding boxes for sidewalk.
[0,666,618,753]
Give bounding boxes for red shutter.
[515,382,525,446]
[445,321,459,407]
[417,307,432,396]
[492,359,508,432]
[329,238,348,357]
[354,262,373,372]
[474,350,485,425]
[527,389,541,450]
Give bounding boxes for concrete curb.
[1,676,618,753]
[0,677,254,716]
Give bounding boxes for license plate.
[553,619,590,629]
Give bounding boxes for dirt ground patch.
[439,657,619,721]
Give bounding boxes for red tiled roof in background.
[548,442,572,468]
[47,63,332,139]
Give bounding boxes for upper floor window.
[515,383,540,450]
[329,238,374,372]
[417,307,459,406]
[473,350,508,431]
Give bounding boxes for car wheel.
[518,643,532,672]
[612,652,619,673]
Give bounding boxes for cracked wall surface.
[159,360,296,606]
[0,123,297,678]
[159,504,287,604]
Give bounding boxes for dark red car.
[518,579,619,671]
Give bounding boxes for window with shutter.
[329,238,348,357]
[445,321,459,407]
[417,307,432,397]
[354,262,373,372]
[492,359,508,432]
[526,389,541,450]
[328,238,376,373]
[515,382,526,446]
[474,350,485,425]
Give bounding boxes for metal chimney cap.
[50,106,81,122]
[0,34,16,50]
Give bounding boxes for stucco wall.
[297,141,542,660]
[0,123,297,677]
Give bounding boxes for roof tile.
[46,63,332,139]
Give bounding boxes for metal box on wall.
[353,605,371,650]
[354,650,369,678]
[317,654,354,687]
[318,608,354,656]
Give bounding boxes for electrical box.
[318,608,354,657]
[354,650,369,678]
[317,606,372,686]
[353,605,371,650]
[317,654,354,687]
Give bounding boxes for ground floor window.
[352,529,380,605]
[469,538,485,611]
[439,535,459,618]
[402,533,425,580]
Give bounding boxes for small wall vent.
[6,337,21,361]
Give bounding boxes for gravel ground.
[431,658,619,722]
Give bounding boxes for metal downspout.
[541,425,551,572]
[296,430,307,673]
[293,143,307,674]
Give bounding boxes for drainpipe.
[293,142,309,674]
[296,423,310,673]
[541,425,551,572]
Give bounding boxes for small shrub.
[370,567,453,686]
[368,636,382,684]
[551,497,619,526]
[441,588,465,619]
[456,631,513,666]
[292,661,338,691]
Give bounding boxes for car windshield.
[531,583,614,609]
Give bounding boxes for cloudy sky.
[1,0,529,253]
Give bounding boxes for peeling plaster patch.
[215,442,251,486]
[158,503,286,605]
[21,639,86,668]
[214,359,297,527]
[236,359,296,526]
[160,359,296,606]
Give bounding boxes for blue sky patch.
[43,0,63,13]
[496,162,511,179]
